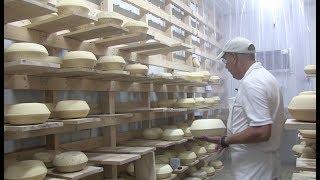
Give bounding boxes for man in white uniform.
[199,37,285,180]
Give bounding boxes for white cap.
[216,37,255,60]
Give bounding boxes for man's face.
[222,53,241,80]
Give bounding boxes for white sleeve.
[241,83,273,126]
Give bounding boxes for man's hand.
[196,136,226,153]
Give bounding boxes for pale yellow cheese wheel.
[304,65,316,75]
[5,160,47,180]
[95,11,123,26]
[122,20,148,33]
[178,151,197,165]
[62,51,97,68]
[5,43,49,62]
[292,144,305,155]
[194,97,205,106]
[191,146,207,157]
[155,155,170,164]
[125,63,148,76]
[54,100,90,119]
[155,164,173,179]
[162,128,184,141]
[96,56,126,71]
[56,0,90,16]
[209,160,223,170]
[209,76,220,84]
[194,71,210,81]
[299,130,316,139]
[181,127,192,137]
[200,166,215,176]
[53,151,88,173]
[29,13,58,23]
[204,143,218,153]
[158,99,177,108]
[186,73,204,82]
[5,103,50,125]
[172,71,190,80]
[33,150,61,168]
[190,119,226,137]
[204,96,220,106]
[288,92,316,122]
[176,98,196,108]
[142,127,163,139]
[43,56,62,64]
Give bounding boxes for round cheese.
[190,170,207,179]
[5,43,49,62]
[300,147,316,159]
[191,146,207,157]
[155,164,173,179]
[204,97,220,106]
[95,11,123,26]
[292,144,305,156]
[158,99,177,108]
[142,127,163,139]
[96,56,126,71]
[190,119,226,137]
[5,160,47,180]
[194,97,205,107]
[209,76,220,84]
[178,151,197,165]
[204,143,218,153]
[123,20,148,33]
[172,71,190,80]
[62,51,97,68]
[33,150,61,168]
[200,166,215,176]
[209,160,223,170]
[195,71,210,81]
[304,65,316,75]
[53,151,88,173]
[29,13,58,23]
[125,63,148,76]
[162,128,184,141]
[288,92,316,122]
[192,57,201,68]
[44,56,62,64]
[299,91,316,95]
[54,100,90,119]
[176,98,196,108]
[56,0,90,16]
[5,103,50,125]
[155,155,170,164]
[126,163,134,176]
[186,73,204,82]
[299,130,316,139]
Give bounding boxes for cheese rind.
[95,11,123,26]
[54,100,90,119]
[33,150,61,168]
[122,20,148,33]
[125,63,148,76]
[162,128,184,141]
[56,0,90,16]
[62,51,97,68]
[96,56,126,71]
[190,119,226,137]
[5,160,47,180]
[155,164,173,179]
[5,43,49,62]
[288,92,316,122]
[178,151,197,165]
[53,151,88,173]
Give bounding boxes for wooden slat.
[118,41,169,52]
[137,43,192,56]
[4,0,57,24]
[94,32,154,46]
[86,153,141,165]
[50,117,101,125]
[120,138,188,148]
[284,119,316,130]
[4,60,60,75]
[296,158,316,171]
[4,122,63,132]
[47,166,103,180]
[85,146,155,155]
[62,24,127,41]
[291,172,316,180]
[25,13,95,33]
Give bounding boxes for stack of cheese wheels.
[158,99,177,108]
[43,56,62,64]
[288,91,316,122]
[155,154,170,164]
[162,128,184,141]
[187,72,204,82]
[126,163,134,176]
[122,20,148,33]
[53,100,90,119]
[176,98,196,108]
[172,71,190,80]
[32,150,61,168]
[209,76,220,84]
[190,119,226,137]
[191,146,207,158]
[304,65,316,75]
[200,166,215,176]
[53,151,88,172]
[125,63,148,76]
[5,43,49,62]
[96,56,126,71]
[204,96,220,106]
[209,160,223,171]
[5,103,51,125]
[155,164,173,179]
[62,51,97,68]
[56,0,90,16]
[195,71,210,81]
[178,151,197,165]
[194,97,205,107]
[192,57,201,68]
[29,13,58,23]
[142,127,163,139]
[95,11,123,26]
[4,160,47,180]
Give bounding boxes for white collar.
[241,62,263,81]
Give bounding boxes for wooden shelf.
[25,13,95,34]
[296,158,316,171]
[284,119,316,130]
[173,165,188,174]
[94,32,154,47]
[136,43,192,56]
[62,24,127,41]
[4,122,63,132]
[185,159,200,166]
[4,60,60,75]
[119,138,188,149]
[291,171,316,180]
[85,146,155,155]
[118,41,170,52]
[47,166,103,180]
[4,0,57,24]
[86,153,141,165]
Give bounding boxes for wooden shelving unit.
[47,166,103,180]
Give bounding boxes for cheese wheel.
[126,163,134,176]
[204,97,220,106]
[186,73,204,82]
[194,97,205,106]
[190,170,207,179]
[300,147,316,159]
[299,91,316,95]
[142,127,163,139]
[162,128,184,141]
[200,166,215,176]
[299,130,316,139]
[33,150,61,168]
[183,177,201,180]
[292,144,305,155]
[155,164,173,179]
[195,71,210,81]
[62,51,97,68]
[176,98,196,108]
[155,155,170,164]
[5,160,47,180]
[5,43,49,62]
[172,71,190,80]
[209,160,223,170]
[288,92,316,122]
[191,146,207,157]
[95,11,123,26]
[204,143,218,153]
[192,57,201,68]
[158,99,177,108]
[304,65,316,75]
[209,76,220,84]
[125,63,148,76]
[190,119,226,137]
[44,56,62,64]
[29,13,58,23]
[181,127,192,137]
[123,20,148,33]
[96,56,126,71]
[56,0,90,16]
[53,151,88,173]
[178,151,197,165]
[54,100,90,119]
[5,103,50,125]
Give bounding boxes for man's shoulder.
[243,67,277,87]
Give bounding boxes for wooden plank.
[137,43,192,56]
[4,122,63,132]
[296,158,316,171]
[94,32,154,46]
[4,59,60,75]
[86,153,141,165]
[134,152,156,180]
[62,24,127,41]
[284,119,316,130]
[25,13,95,33]
[47,166,103,180]
[291,172,316,180]
[4,0,57,24]
[120,138,188,149]
[50,117,101,125]
[118,41,169,52]
[47,68,97,78]
[85,146,155,155]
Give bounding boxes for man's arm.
[225,124,271,144]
